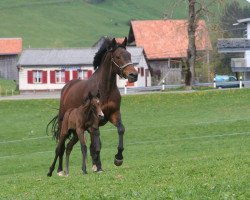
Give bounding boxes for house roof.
[18,47,144,66]
[128,20,212,60]
[0,38,22,55]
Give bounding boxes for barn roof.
[128,19,212,60]
[0,38,22,55]
[18,47,144,66]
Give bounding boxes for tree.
[220,1,250,38]
[185,0,197,87]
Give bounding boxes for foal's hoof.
[47,172,52,177]
[114,158,123,166]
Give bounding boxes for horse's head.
[109,37,138,83]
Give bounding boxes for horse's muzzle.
[127,73,138,83]
[99,115,105,121]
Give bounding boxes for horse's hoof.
[92,165,97,172]
[97,169,103,173]
[82,171,87,175]
[57,171,64,176]
[114,158,123,166]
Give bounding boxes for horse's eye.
[116,56,120,60]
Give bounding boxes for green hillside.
[0,0,249,48]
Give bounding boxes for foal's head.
[86,92,104,129]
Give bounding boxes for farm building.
[0,38,22,81]
[128,20,212,85]
[17,46,150,92]
[217,18,250,81]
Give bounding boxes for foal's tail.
[46,115,60,140]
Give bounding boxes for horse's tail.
[46,115,60,140]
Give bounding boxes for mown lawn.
[0,89,250,199]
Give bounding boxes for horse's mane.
[93,37,126,70]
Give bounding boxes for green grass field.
[0,0,248,48]
[0,78,19,96]
[0,89,250,199]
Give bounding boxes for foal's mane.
[93,37,126,70]
[81,97,97,119]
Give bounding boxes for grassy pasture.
[0,0,248,48]
[0,89,250,199]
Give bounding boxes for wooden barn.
[128,20,212,85]
[17,46,150,92]
[0,38,22,81]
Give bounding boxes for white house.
[17,47,150,92]
[218,18,250,80]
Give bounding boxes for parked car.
[215,75,244,89]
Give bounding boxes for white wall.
[19,66,93,91]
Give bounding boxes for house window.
[33,71,42,83]
[141,67,144,77]
[78,70,88,80]
[27,70,47,84]
[56,70,65,83]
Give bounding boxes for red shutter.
[27,71,33,84]
[73,70,78,79]
[65,71,70,83]
[42,71,47,84]
[87,70,93,78]
[50,71,55,83]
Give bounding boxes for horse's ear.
[111,38,117,47]
[96,90,100,99]
[122,37,127,46]
[88,91,93,100]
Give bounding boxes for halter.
[111,58,133,71]
[111,54,133,78]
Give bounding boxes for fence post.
[239,76,242,89]
[124,84,127,95]
[213,78,216,88]
[162,80,165,91]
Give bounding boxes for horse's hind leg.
[65,133,78,176]
[47,138,65,177]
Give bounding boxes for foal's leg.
[57,141,65,175]
[47,135,66,177]
[65,133,78,176]
[77,128,88,174]
[90,128,102,172]
[110,112,125,166]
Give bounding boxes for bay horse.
[48,37,138,174]
[47,92,104,176]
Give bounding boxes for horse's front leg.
[110,112,125,166]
